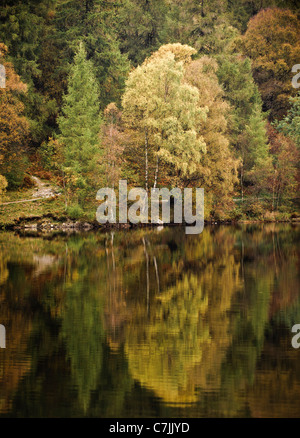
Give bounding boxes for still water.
[0,224,299,417]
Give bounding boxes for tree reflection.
[0,224,299,417]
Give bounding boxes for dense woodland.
[0,0,300,221]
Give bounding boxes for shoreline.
[0,213,299,232]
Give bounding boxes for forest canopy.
[0,0,299,221]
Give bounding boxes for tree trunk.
[241,163,244,204]
[143,238,150,316]
[276,182,281,210]
[62,170,68,209]
[153,256,160,293]
[272,178,275,211]
[272,169,277,211]
[145,129,148,192]
[153,154,159,189]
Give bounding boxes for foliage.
[122,45,207,188]
[57,42,102,207]
[247,124,299,211]
[66,203,84,220]
[0,174,8,202]
[242,7,300,120]
[101,103,125,188]
[117,0,169,66]
[52,0,130,108]
[216,55,268,169]
[183,56,239,218]
[276,91,300,149]
[0,43,30,188]
[0,1,58,145]
[0,1,299,219]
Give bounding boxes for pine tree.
[276,91,300,150]
[53,0,130,108]
[0,1,58,146]
[216,55,269,200]
[57,42,102,208]
[117,0,169,66]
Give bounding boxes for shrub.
[229,206,243,221]
[4,155,29,189]
[67,204,84,220]
[275,212,290,222]
[263,210,276,222]
[244,200,265,218]
[22,174,35,188]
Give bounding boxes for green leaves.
[276,92,300,149]
[57,42,102,206]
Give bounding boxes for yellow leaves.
[0,174,8,202]
[0,43,8,58]
[0,257,8,287]
[145,43,197,65]
[72,269,80,281]
[0,51,27,94]
[122,44,210,183]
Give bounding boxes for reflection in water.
[0,224,299,417]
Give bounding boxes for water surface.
[0,224,299,417]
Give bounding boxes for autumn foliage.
[243,8,300,120]
[0,43,29,189]
[0,1,299,219]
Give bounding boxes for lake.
[0,224,299,417]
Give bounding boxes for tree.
[228,1,300,32]
[276,91,300,150]
[0,1,58,146]
[101,103,125,188]
[52,0,130,109]
[122,45,207,190]
[0,1,48,84]
[117,0,169,66]
[216,55,269,200]
[183,56,239,218]
[57,42,102,208]
[0,174,8,202]
[0,43,30,188]
[248,124,299,211]
[227,0,274,31]
[242,7,300,120]
[267,124,298,210]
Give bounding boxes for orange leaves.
[242,8,300,120]
[0,43,29,186]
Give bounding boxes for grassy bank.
[1,185,299,230]
[0,191,65,228]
